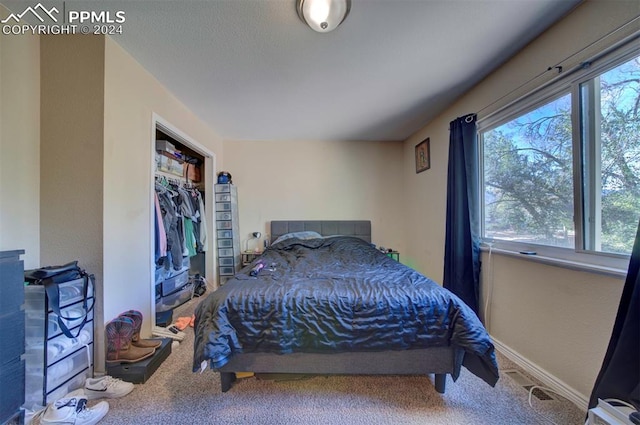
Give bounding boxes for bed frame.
[218,220,457,394]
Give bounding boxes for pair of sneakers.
[39,376,133,425]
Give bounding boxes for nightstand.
[386,251,400,261]
[242,251,263,266]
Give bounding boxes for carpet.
[96,296,586,425]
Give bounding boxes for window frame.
[477,42,640,277]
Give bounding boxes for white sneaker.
[65,388,86,398]
[84,376,134,400]
[40,396,108,425]
[152,325,185,341]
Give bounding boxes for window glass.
[483,94,574,247]
[480,47,640,267]
[580,56,640,255]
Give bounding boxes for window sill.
[480,246,628,279]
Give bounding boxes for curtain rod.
[476,14,640,122]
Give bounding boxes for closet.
[153,125,209,315]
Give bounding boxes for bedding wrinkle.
[193,236,499,386]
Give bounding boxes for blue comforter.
[193,236,499,386]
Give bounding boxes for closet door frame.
[150,113,217,324]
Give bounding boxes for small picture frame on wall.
[415,138,430,173]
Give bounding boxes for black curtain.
[443,114,480,315]
[588,219,640,410]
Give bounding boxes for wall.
[402,0,638,406]
[0,4,40,269]
[36,35,223,371]
[40,33,106,370]
[40,34,105,283]
[223,140,405,254]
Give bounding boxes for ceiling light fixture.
[296,0,351,33]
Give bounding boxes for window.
[480,47,640,270]
[483,92,574,248]
[579,58,640,255]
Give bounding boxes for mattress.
[193,236,499,386]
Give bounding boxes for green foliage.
[483,56,640,254]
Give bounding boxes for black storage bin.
[155,309,173,328]
[106,338,171,383]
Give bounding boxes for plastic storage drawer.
[216,212,233,221]
[24,344,93,406]
[218,257,237,267]
[46,345,93,390]
[49,303,94,339]
[46,327,93,366]
[218,248,235,257]
[216,220,233,230]
[215,193,236,202]
[24,277,94,310]
[23,325,93,371]
[155,267,164,284]
[160,268,189,297]
[215,202,232,212]
[24,300,94,340]
[156,282,193,312]
[218,239,234,248]
[214,184,232,193]
[46,368,92,404]
[219,266,235,276]
[25,364,92,407]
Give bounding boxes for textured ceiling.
[2,0,582,141]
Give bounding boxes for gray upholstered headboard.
[270,220,371,244]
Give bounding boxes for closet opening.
[151,115,216,326]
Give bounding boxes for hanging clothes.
[155,182,184,271]
[155,178,207,268]
[183,218,197,257]
[197,192,208,252]
[154,192,167,260]
[177,186,199,257]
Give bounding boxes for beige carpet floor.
[95,296,587,425]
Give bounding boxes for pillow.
[272,231,322,245]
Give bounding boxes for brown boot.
[105,317,155,364]
[119,310,162,349]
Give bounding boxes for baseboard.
[492,337,589,412]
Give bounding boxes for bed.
[193,220,499,394]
